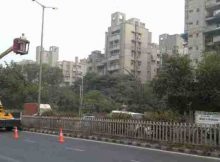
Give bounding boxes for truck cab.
[0,100,21,131]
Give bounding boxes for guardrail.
[22,116,220,147]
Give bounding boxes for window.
[196,8,200,12]
[196,33,199,37]
[189,9,193,13]
[196,20,199,25]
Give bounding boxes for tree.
[195,52,220,111]
[73,73,141,111]
[83,90,118,113]
[0,62,26,109]
[152,55,194,112]
[0,62,74,111]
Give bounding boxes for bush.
[144,110,182,122]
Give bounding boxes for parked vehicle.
[23,103,52,116]
[110,110,144,120]
[0,100,21,131]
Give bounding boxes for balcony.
[108,65,120,71]
[206,15,220,24]
[109,35,120,42]
[110,45,120,50]
[204,26,220,35]
[206,1,220,11]
[96,61,106,67]
[108,55,120,61]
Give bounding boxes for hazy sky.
[0,0,184,63]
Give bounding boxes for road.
[0,131,219,162]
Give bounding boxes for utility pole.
[32,0,57,115]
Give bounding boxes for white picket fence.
[22,116,220,147]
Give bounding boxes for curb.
[22,127,220,158]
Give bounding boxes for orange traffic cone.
[59,128,64,143]
[14,127,19,139]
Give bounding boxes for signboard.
[195,111,220,125]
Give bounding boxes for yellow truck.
[0,100,21,131]
[0,34,29,130]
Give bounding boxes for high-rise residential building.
[36,46,59,67]
[147,43,161,80]
[80,58,88,77]
[159,34,188,56]
[105,12,154,82]
[58,57,87,86]
[184,0,220,63]
[87,50,106,75]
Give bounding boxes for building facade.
[184,0,220,63]
[147,43,160,80]
[36,46,59,67]
[105,12,155,82]
[58,57,87,86]
[159,34,187,56]
[87,50,106,75]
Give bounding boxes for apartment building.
[36,46,59,67]
[147,43,161,80]
[87,50,106,75]
[184,0,220,63]
[58,57,87,86]
[105,12,154,82]
[159,34,187,56]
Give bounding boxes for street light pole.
[32,0,57,115]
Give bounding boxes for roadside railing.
[22,116,220,147]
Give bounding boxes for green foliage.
[152,54,194,112]
[1,52,220,118]
[74,72,161,113]
[84,90,117,113]
[0,62,78,112]
[153,52,220,113]
[194,52,220,111]
[144,110,182,122]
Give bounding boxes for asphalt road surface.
[0,131,219,162]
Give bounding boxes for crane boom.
[0,47,13,60]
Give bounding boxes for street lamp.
[32,0,57,115]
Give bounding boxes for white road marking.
[24,131,220,161]
[65,147,85,152]
[0,154,20,162]
[131,160,140,162]
[24,139,36,144]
